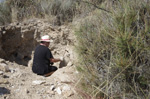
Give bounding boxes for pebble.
[56,87,62,95]
[47,90,55,95]
[32,80,46,85]
[0,63,10,72]
[0,71,3,75]
[67,62,73,66]
[25,89,30,94]
[64,90,74,97]
[50,85,55,91]
[62,85,71,91]
[0,79,9,84]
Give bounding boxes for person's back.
[32,45,53,75]
[32,35,63,77]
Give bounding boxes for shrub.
[48,0,76,25]
[4,0,77,25]
[0,2,11,25]
[6,0,43,21]
[75,0,150,98]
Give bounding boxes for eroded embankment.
[0,19,75,66]
[0,19,78,99]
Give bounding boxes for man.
[32,35,63,77]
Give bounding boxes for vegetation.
[0,1,11,25]
[75,0,150,98]
[0,0,150,98]
[0,0,78,25]
[0,0,103,25]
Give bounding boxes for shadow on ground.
[0,87,10,95]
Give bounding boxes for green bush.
[75,0,150,98]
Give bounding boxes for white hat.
[40,35,53,42]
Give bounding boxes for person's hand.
[59,57,64,61]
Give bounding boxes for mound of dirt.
[0,59,79,99]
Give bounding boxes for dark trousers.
[48,66,57,72]
[44,66,57,74]
[33,65,58,75]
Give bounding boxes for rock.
[10,69,16,73]
[47,90,55,95]
[0,63,7,67]
[56,87,62,95]
[27,59,33,68]
[0,71,3,75]
[32,80,46,85]
[25,89,30,94]
[75,71,79,74]
[0,63,10,72]
[0,79,9,84]
[0,58,5,63]
[59,58,68,68]
[26,90,30,94]
[62,85,71,92]
[2,75,9,78]
[50,91,55,95]
[63,90,74,97]
[50,85,55,91]
[67,62,73,66]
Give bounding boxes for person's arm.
[50,58,61,63]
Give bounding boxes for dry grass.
[1,0,77,25]
[0,2,11,25]
[74,0,150,98]
[0,0,150,98]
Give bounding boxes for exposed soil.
[0,19,79,99]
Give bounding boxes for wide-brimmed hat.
[40,35,53,42]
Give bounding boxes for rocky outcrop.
[0,19,75,66]
[0,20,40,65]
[0,19,78,99]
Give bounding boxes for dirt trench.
[0,19,79,99]
[0,19,75,66]
[0,21,40,66]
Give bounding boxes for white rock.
[75,71,79,74]
[0,58,5,63]
[32,80,45,85]
[50,85,55,91]
[10,69,16,73]
[56,87,62,95]
[62,85,71,92]
[0,71,3,75]
[28,60,33,68]
[0,63,7,67]
[67,62,73,66]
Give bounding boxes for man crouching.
[32,35,63,77]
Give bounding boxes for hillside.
[0,0,150,99]
[0,19,79,99]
